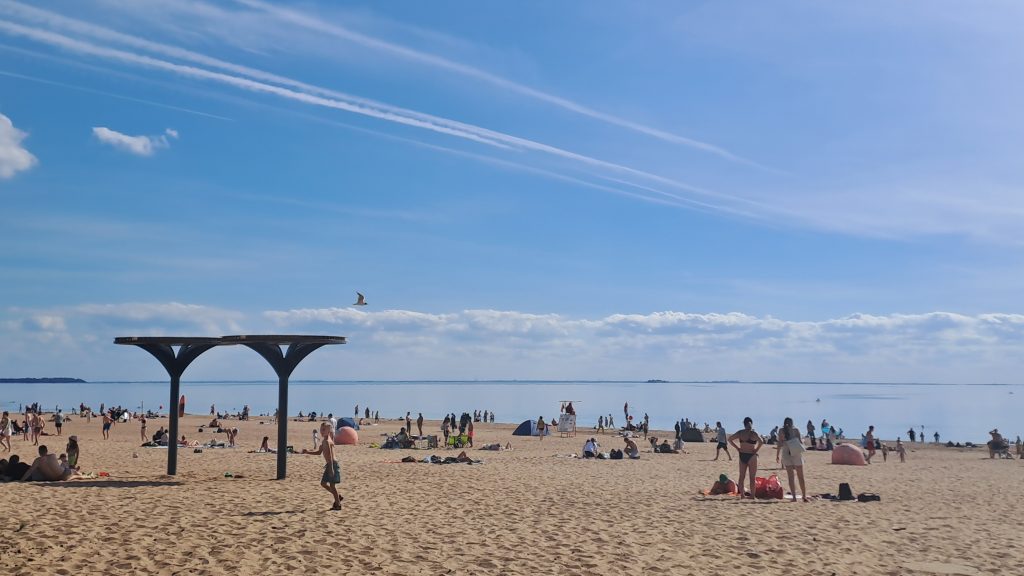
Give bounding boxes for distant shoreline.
[0,377,87,383]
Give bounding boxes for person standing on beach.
[416,413,424,437]
[33,413,44,445]
[775,417,808,502]
[354,405,359,418]
[302,422,343,510]
[101,411,113,440]
[0,411,12,452]
[139,414,147,442]
[537,416,546,441]
[807,420,816,443]
[865,426,876,463]
[623,402,629,421]
[908,427,916,442]
[713,422,731,461]
[728,417,762,499]
[598,415,605,434]
[54,410,63,436]
[405,412,412,435]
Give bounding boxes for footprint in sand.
[902,561,978,575]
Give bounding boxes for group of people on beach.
[0,436,83,482]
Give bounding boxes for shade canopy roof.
[114,334,346,479]
[115,335,347,346]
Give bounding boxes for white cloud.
[91,126,178,156]
[2,303,1024,381]
[0,112,38,178]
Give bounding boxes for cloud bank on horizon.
[2,303,1021,384]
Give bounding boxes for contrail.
[0,68,233,121]
[233,0,758,165]
[0,0,770,169]
[0,18,770,212]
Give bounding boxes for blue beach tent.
[512,419,550,436]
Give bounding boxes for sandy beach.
[0,412,1020,576]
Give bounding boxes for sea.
[1,380,1020,443]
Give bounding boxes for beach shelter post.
[113,337,220,476]
[225,336,345,480]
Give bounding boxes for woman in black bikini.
[728,417,763,499]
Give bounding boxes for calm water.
[1,381,1020,443]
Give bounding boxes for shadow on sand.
[37,480,183,488]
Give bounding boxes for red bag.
[754,475,784,499]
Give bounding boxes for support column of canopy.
[225,336,343,480]
[113,337,220,476]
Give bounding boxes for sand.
[1,413,1021,576]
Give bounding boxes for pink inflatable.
[334,427,358,445]
[831,443,867,465]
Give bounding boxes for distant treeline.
[0,377,87,383]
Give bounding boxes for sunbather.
[22,445,76,481]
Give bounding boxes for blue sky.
[1,1,1023,382]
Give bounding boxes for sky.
[1,0,1023,383]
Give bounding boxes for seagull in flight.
[354,292,367,306]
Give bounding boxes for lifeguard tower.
[558,400,579,437]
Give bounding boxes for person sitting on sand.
[987,429,1007,458]
[623,437,640,459]
[395,427,414,449]
[209,418,221,428]
[22,445,75,481]
[259,436,276,453]
[658,439,680,454]
[178,435,200,448]
[4,454,29,481]
[708,473,738,495]
[582,438,598,458]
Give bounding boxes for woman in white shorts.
[0,411,12,452]
[776,416,808,502]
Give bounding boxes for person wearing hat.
[709,474,738,495]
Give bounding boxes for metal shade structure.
[114,334,346,479]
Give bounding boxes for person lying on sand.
[22,445,76,481]
[708,474,738,495]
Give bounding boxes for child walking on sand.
[303,422,343,510]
